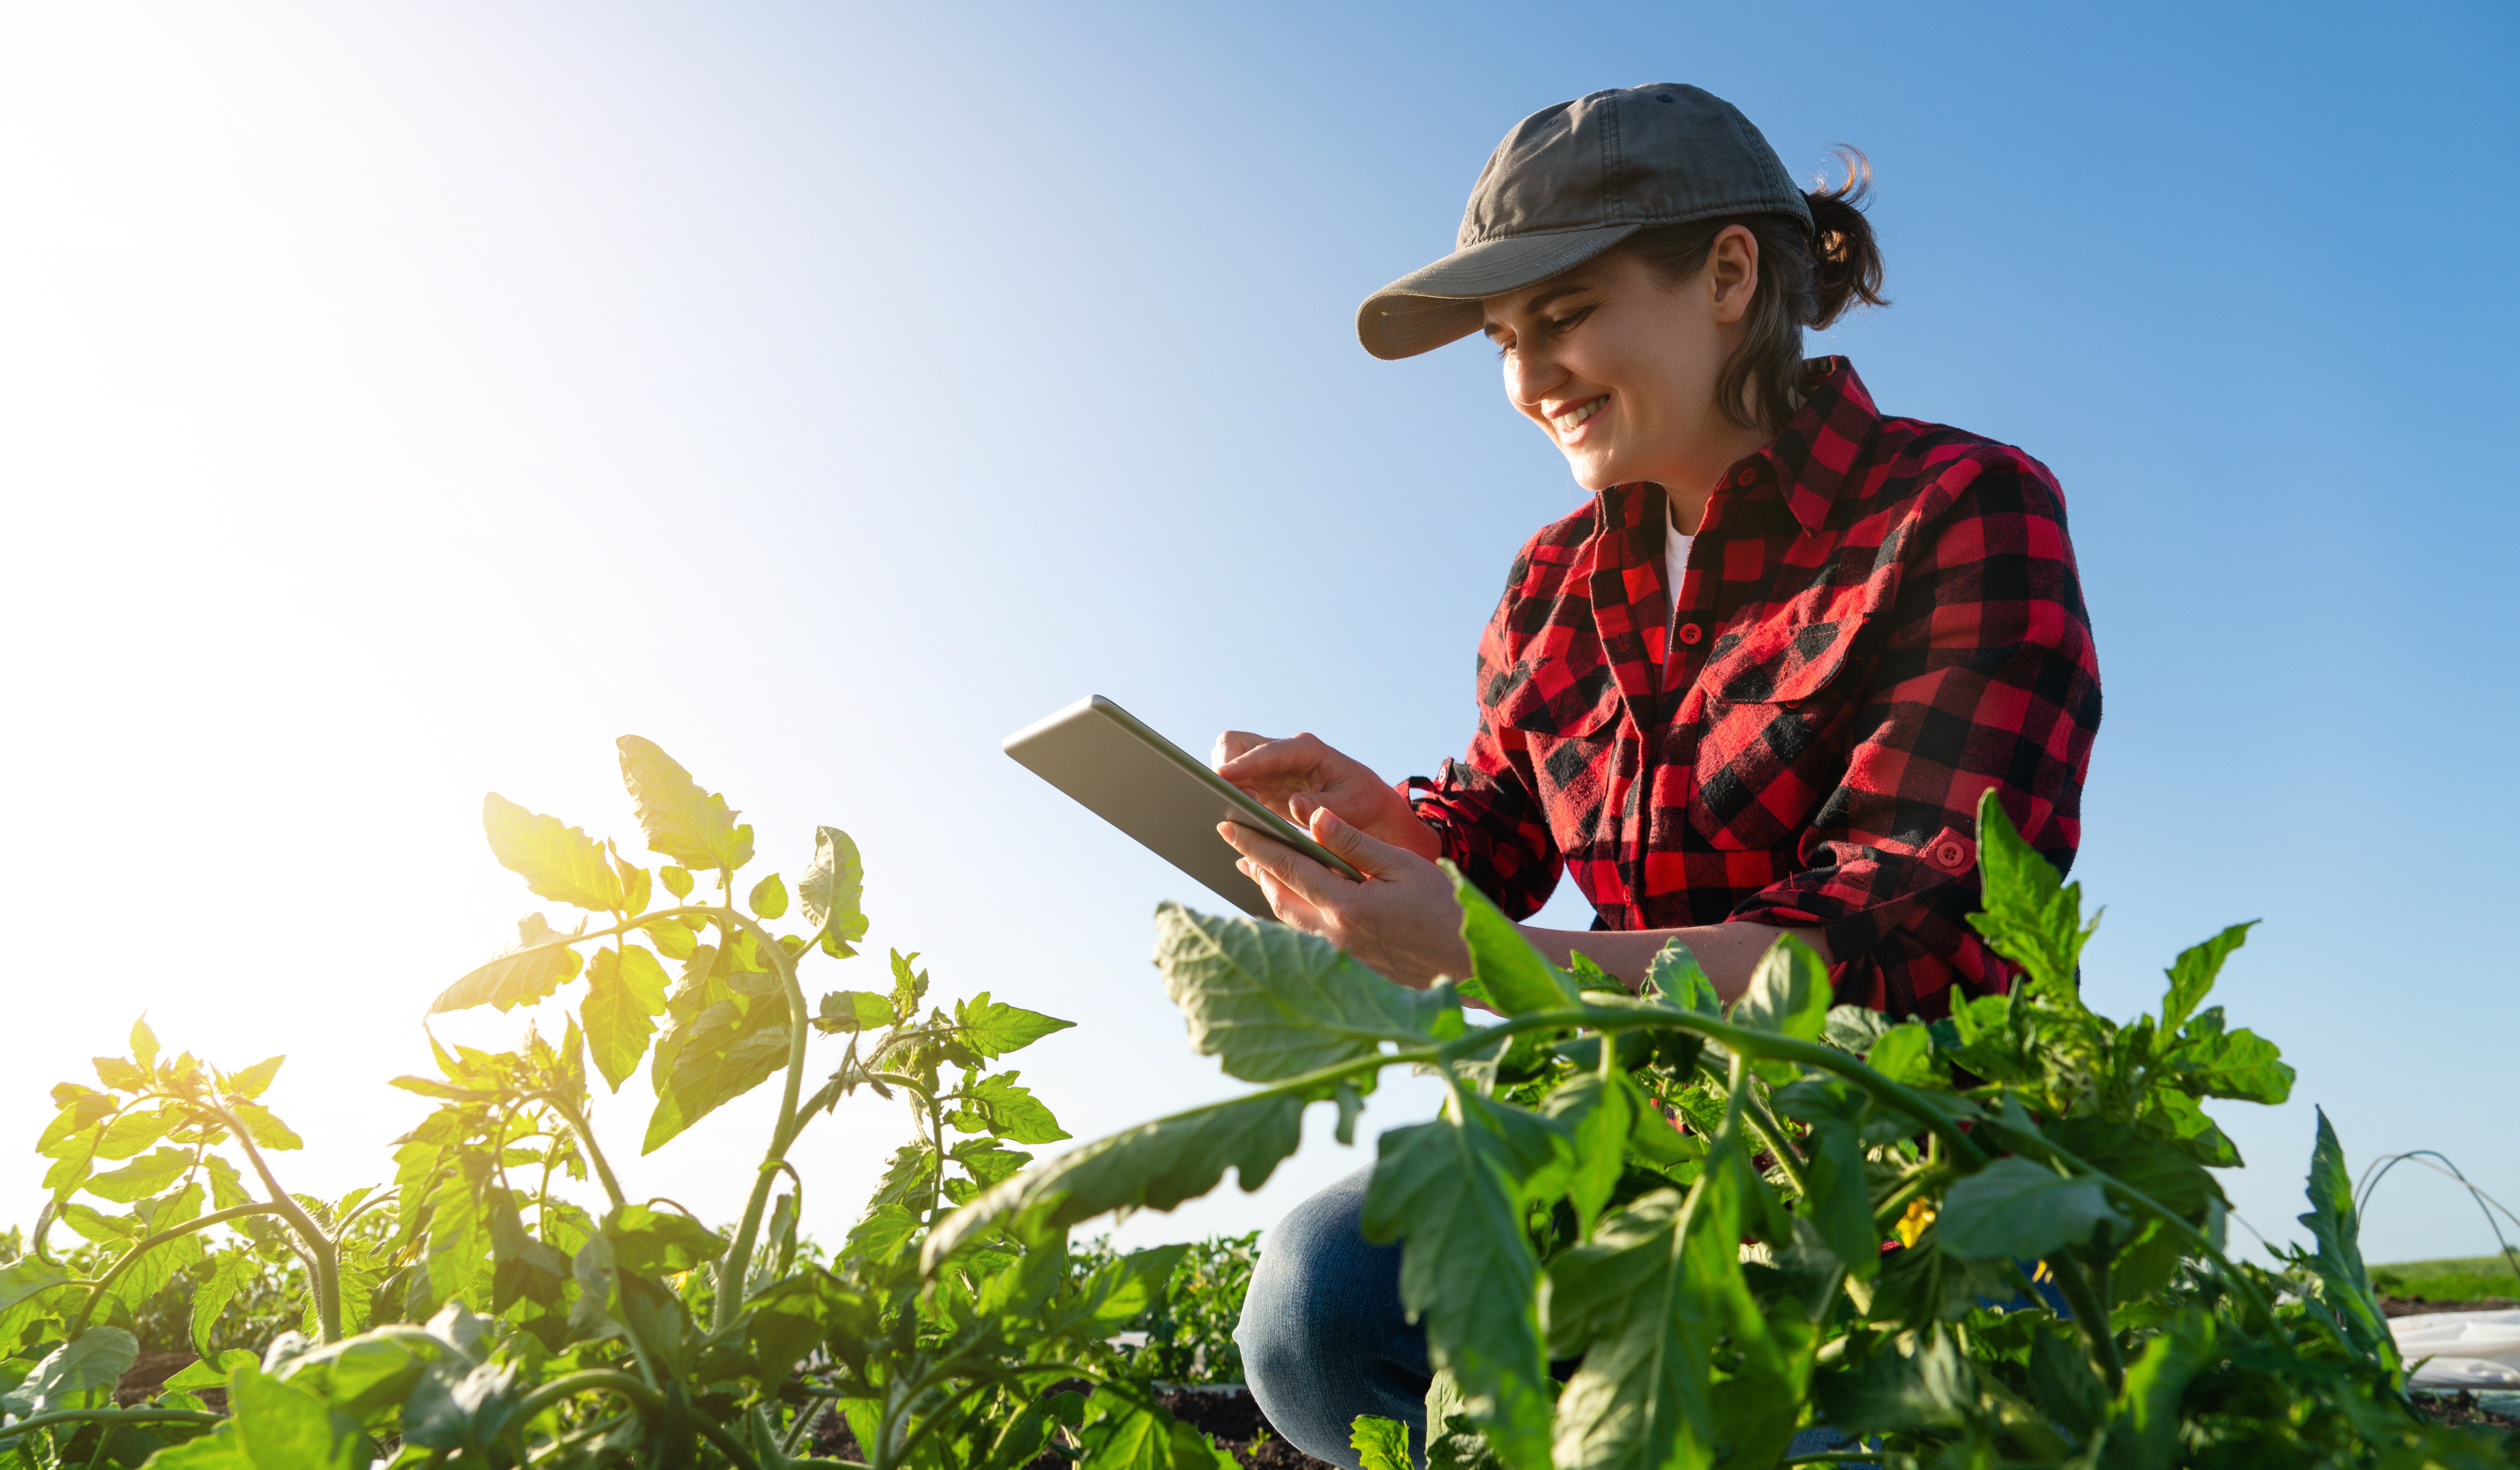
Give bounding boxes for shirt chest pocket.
[1490,656,1628,830]
[1688,615,1870,851]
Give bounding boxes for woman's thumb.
[1309,806,1403,878]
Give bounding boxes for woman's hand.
[1218,806,1471,989]
[1211,731,1443,860]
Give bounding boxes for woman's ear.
[1706,225,1761,325]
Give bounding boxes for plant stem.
[201,1101,340,1343]
[65,1202,289,1340]
[1739,1091,1811,1198]
[0,1408,225,1446]
[525,1091,627,1211]
[711,906,815,1333]
[503,1369,762,1470]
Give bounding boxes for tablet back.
[1002,695,1336,918]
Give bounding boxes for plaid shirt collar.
[1586,355,1877,541]
[1578,357,1880,707]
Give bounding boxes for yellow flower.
[1895,1198,1935,1248]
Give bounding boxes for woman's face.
[1480,228,1758,495]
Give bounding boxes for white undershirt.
[1665,511,1694,631]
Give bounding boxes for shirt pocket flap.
[1703,615,1868,706]
[1489,656,1624,738]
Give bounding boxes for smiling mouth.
[1550,396,1606,435]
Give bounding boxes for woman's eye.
[1544,307,1592,335]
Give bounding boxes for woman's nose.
[1503,347,1563,410]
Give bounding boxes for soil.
[2413,1389,2520,1433]
[2384,1295,2520,1318]
[807,1384,1338,1469]
[114,1351,223,1411]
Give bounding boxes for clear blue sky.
[2,1,2512,1265]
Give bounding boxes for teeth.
[1552,397,1605,433]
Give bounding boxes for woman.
[1215,85,2101,1467]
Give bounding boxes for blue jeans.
[1235,1168,1863,1469]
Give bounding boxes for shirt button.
[1737,469,1757,487]
[1677,622,1703,646]
[1933,841,1965,867]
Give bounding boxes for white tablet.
[1002,695,1368,918]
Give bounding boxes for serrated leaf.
[1363,1091,1566,1470]
[1448,867,1579,1016]
[1774,1078,1879,1278]
[747,871,788,920]
[1966,788,2096,1005]
[954,992,1075,1058]
[925,1090,1313,1269]
[603,1203,726,1274]
[482,793,621,911]
[660,865,694,900]
[1643,939,1721,1015]
[1545,1142,1811,1470]
[225,1056,285,1100]
[1352,1417,1413,1470]
[799,825,870,957]
[37,1093,116,1157]
[582,946,670,1092]
[431,913,585,1015]
[1864,1024,1936,1087]
[812,990,895,1035]
[2294,1107,2397,1375]
[1728,934,1830,1081]
[192,1250,259,1356]
[8,1327,138,1416]
[1154,902,1463,1083]
[642,999,792,1154]
[227,1101,302,1150]
[425,1161,488,1314]
[2159,921,2253,1038]
[84,1146,193,1203]
[1934,1157,2127,1261]
[2159,1007,2294,1104]
[130,1018,159,1070]
[227,1357,365,1470]
[1539,1072,1635,1239]
[617,735,754,873]
[643,912,697,960]
[944,1072,1069,1145]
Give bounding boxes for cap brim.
[1356,224,1641,360]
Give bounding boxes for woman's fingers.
[1221,821,1347,911]
[1303,806,1413,881]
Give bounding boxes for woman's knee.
[1235,1169,1427,1468]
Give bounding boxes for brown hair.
[1617,148,1888,434]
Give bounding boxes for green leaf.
[424,1160,488,1314]
[2045,1117,2220,1219]
[617,735,754,873]
[642,912,697,961]
[1362,1091,1565,1470]
[2146,1088,2241,1168]
[431,912,585,1014]
[582,945,670,1092]
[1539,1072,1636,1239]
[84,1146,193,1203]
[130,1018,159,1070]
[8,1327,137,1416]
[1935,1157,2128,1261]
[1153,902,1462,1083]
[924,1090,1312,1270]
[2294,1107,2397,1375]
[615,855,652,917]
[1448,867,1579,1015]
[227,1357,364,1470]
[1774,1079,1880,1278]
[224,1055,284,1100]
[812,990,896,1034]
[37,1092,116,1156]
[481,793,620,912]
[1074,1386,1240,1470]
[603,1203,726,1274]
[954,992,1076,1058]
[166,1348,259,1393]
[2159,921,2253,1037]
[1544,1137,1811,1470]
[944,1072,1069,1145]
[1966,788,2097,1005]
[226,1101,302,1150]
[1351,1416,1413,1470]
[642,996,792,1154]
[747,871,788,920]
[1865,1023,1936,1087]
[95,1106,171,1160]
[1643,939,1721,1014]
[1728,934,1830,1080]
[1812,1325,1977,1436]
[660,865,694,900]
[745,1269,863,1389]
[191,1250,259,1355]
[799,825,870,957]
[2158,1007,2294,1104]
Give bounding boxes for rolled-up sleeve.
[1725,456,2102,1017]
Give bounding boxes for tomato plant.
[0,739,1239,1469]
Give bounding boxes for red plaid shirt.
[1404,358,2101,1019]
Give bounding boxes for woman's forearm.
[1517,921,1829,1005]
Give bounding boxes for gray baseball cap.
[1358,84,1812,360]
